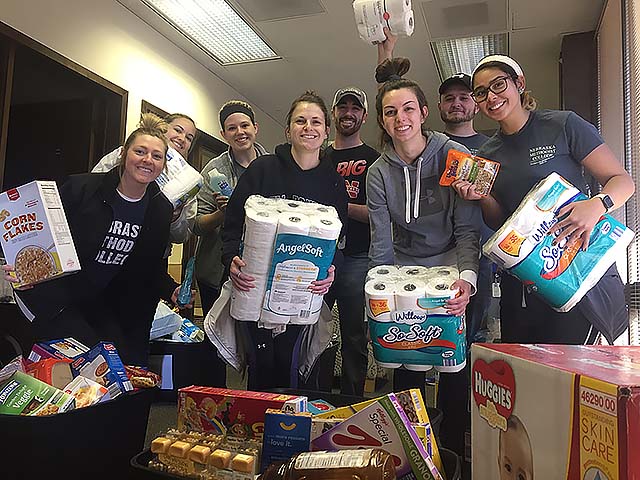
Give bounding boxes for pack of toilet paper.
[353,0,414,45]
[365,265,466,373]
[154,148,203,209]
[230,196,342,328]
[483,172,634,312]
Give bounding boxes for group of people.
[3,30,634,472]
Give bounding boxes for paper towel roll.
[276,212,311,236]
[365,279,397,322]
[308,215,341,241]
[367,265,400,282]
[399,265,430,278]
[243,208,279,250]
[395,279,427,312]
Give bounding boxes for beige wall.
[0,0,284,148]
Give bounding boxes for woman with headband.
[454,54,634,344]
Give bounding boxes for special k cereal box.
[0,181,80,287]
[472,344,640,480]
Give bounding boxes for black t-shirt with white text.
[325,143,380,256]
[445,132,490,156]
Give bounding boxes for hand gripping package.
[483,172,634,311]
[353,0,414,44]
[472,344,640,480]
[230,196,342,327]
[365,265,466,372]
[0,181,80,288]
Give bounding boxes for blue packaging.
[177,256,195,307]
[260,409,312,473]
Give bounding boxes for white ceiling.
[118,0,605,145]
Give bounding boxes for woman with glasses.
[454,54,634,345]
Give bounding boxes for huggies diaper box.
[471,344,640,479]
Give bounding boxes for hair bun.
[375,57,411,83]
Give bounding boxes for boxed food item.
[26,358,73,389]
[0,180,80,287]
[307,398,335,415]
[63,375,109,408]
[0,370,75,415]
[310,417,343,442]
[260,409,312,473]
[28,337,90,362]
[439,149,500,196]
[177,386,307,439]
[312,393,443,480]
[70,342,132,398]
[472,344,640,479]
[483,172,634,311]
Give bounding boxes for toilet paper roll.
[276,212,311,236]
[276,198,307,212]
[395,279,427,311]
[245,195,279,212]
[367,265,401,282]
[399,265,430,278]
[230,280,268,321]
[426,266,459,283]
[365,279,397,321]
[308,215,342,241]
[259,309,291,326]
[387,9,414,37]
[304,204,339,219]
[424,277,459,299]
[243,208,279,250]
[240,245,272,276]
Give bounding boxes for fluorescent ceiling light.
[141,0,279,64]
[431,33,508,80]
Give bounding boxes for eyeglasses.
[471,76,511,103]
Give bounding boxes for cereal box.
[472,344,640,480]
[260,409,312,473]
[0,180,80,287]
[0,370,75,416]
[311,393,443,480]
[70,342,132,399]
[28,337,90,362]
[439,149,500,196]
[177,387,307,440]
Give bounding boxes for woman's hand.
[1,264,31,290]
[451,180,483,201]
[171,286,195,309]
[309,265,335,295]
[446,279,473,316]
[213,192,229,212]
[229,256,255,291]
[377,27,398,65]
[552,198,606,251]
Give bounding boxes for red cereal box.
[177,387,307,440]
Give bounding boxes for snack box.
[310,417,343,442]
[26,357,73,389]
[28,337,90,362]
[0,180,80,287]
[70,342,132,399]
[260,409,312,473]
[312,393,443,480]
[63,375,109,408]
[177,387,307,440]
[472,344,640,479]
[307,398,335,415]
[439,149,500,196]
[0,370,75,415]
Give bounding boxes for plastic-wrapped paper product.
[483,172,635,312]
[366,264,401,282]
[366,265,466,373]
[155,148,203,209]
[353,0,414,45]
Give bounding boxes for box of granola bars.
[0,180,80,287]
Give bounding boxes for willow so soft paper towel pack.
[483,173,634,312]
[230,196,341,327]
[365,265,466,372]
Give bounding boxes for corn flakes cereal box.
[0,181,80,288]
[472,344,640,479]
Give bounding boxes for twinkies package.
[311,393,443,480]
[0,181,80,288]
[154,147,203,209]
[483,172,634,311]
[230,196,342,327]
[365,265,466,373]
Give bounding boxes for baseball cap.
[473,55,524,78]
[332,87,368,112]
[438,73,472,95]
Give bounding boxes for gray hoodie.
[366,131,481,287]
[194,143,268,288]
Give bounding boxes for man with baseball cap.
[322,87,379,396]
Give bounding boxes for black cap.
[438,73,472,95]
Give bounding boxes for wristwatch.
[594,193,614,213]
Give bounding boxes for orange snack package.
[439,149,500,197]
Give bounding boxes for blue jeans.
[324,252,369,396]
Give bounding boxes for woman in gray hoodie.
[367,57,482,393]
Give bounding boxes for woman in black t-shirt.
[453,54,634,345]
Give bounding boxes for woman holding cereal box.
[453,54,634,345]
[3,114,185,365]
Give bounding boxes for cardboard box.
[472,344,640,479]
[26,358,73,389]
[177,387,307,440]
[260,409,312,473]
[28,337,89,362]
[0,180,80,287]
[0,371,75,415]
[71,342,132,399]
